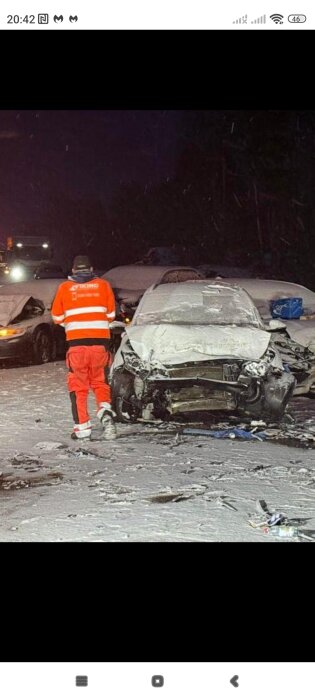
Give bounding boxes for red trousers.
[66,345,112,425]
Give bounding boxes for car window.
[160,270,201,283]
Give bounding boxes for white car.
[214,278,315,396]
[110,281,295,423]
[0,279,65,364]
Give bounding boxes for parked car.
[0,279,66,364]
[0,277,123,364]
[33,263,66,279]
[217,278,315,397]
[110,281,295,423]
[102,265,204,323]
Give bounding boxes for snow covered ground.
[1,360,315,542]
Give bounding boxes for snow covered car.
[110,281,296,423]
[102,265,204,323]
[218,278,315,397]
[0,279,66,364]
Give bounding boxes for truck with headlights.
[3,236,54,282]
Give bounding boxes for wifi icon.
[270,13,284,23]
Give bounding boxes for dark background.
[1,107,315,284]
[1,33,313,285]
[0,28,313,661]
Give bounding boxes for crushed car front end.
[0,292,64,364]
[112,346,295,422]
[111,282,296,422]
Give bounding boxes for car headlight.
[243,360,269,377]
[10,266,25,281]
[0,327,26,338]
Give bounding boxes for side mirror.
[267,319,287,331]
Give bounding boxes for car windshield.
[134,283,262,328]
[10,246,51,262]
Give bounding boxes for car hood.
[123,323,271,365]
[0,294,33,327]
[0,280,61,308]
[284,320,315,352]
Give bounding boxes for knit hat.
[72,255,92,271]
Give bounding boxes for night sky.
[1,110,315,282]
[0,110,180,240]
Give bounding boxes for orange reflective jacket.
[51,277,116,344]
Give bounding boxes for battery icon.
[288,14,306,21]
[76,676,88,687]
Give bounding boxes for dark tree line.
[19,110,315,284]
[107,110,315,284]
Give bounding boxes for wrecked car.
[0,279,66,364]
[0,278,124,363]
[110,281,296,423]
[218,278,315,397]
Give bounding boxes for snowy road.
[1,361,315,541]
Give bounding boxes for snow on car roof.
[219,278,315,316]
[0,279,63,308]
[134,280,262,328]
[102,265,201,290]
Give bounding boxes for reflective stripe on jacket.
[51,277,116,343]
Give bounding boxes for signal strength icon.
[233,13,248,23]
[270,13,284,22]
[251,14,266,22]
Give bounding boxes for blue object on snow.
[182,428,267,440]
[270,297,303,320]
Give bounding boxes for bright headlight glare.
[243,360,268,377]
[11,266,24,280]
[0,327,25,338]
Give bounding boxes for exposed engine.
[111,340,295,422]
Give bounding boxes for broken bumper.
[146,371,295,417]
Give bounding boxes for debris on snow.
[0,471,63,491]
[248,498,315,540]
[182,427,266,440]
[34,441,65,451]
[149,484,207,503]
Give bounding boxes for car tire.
[112,370,140,422]
[32,329,53,364]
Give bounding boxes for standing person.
[51,255,117,440]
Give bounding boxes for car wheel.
[112,370,140,422]
[33,329,52,364]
